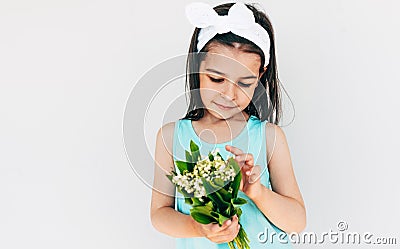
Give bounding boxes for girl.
[150,2,306,248]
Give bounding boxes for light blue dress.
[172,115,293,249]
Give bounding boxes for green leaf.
[213,181,234,205]
[190,139,199,152]
[208,179,230,199]
[210,211,219,218]
[205,201,214,209]
[185,150,193,162]
[235,207,243,218]
[202,177,217,195]
[192,150,200,162]
[217,187,232,203]
[208,153,214,161]
[166,171,177,182]
[223,181,231,191]
[190,140,200,161]
[166,174,173,182]
[212,192,230,211]
[232,198,247,207]
[202,179,230,213]
[184,197,193,205]
[177,186,193,198]
[190,205,217,225]
[213,181,233,202]
[191,205,212,214]
[228,158,242,199]
[192,197,203,207]
[225,204,233,217]
[213,178,224,187]
[210,211,230,226]
[184,150,195,171]
[191,212,217,224]
[216,152,224,161]
[175,161,188,174]
[228,157,240,173]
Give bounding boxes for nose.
[221,80,236,101]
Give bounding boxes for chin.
[206,108,239,120]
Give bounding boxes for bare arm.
[150,122,202,238]
[150,123,241,242]
[251,123,306,234]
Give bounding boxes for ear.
[259,65,268,78]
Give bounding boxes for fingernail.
[226,220,231,225]
[238,224,240,229]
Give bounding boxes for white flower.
[171,148,240,198]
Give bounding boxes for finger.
[241,162,253,176]
[215,215,239,236]
[235,153,254,166]
[209,218,232,233]
[206,221,224,232]
[225,145,243,156]
[214,232,237,244]
[216,218,240,242]
[245,164,260,175]
[213,215,238,233]
[210,223,225,233]
[247,165,262,183]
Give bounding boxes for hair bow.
[185,2,270,66]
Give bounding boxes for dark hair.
[182,2,283,124]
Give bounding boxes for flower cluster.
[172,149,236,198]
[166,140,250,249]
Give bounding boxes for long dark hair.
[182,2,283,124]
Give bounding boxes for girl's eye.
[238,82,252,88]
[209,76,224,83]
[208,75,252,88]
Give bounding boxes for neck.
[201,110,250,124]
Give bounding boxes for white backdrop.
[1,0,399,248]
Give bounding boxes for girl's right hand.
[193,214,240,244]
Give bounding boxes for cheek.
[199,86,220,103]
[237,87,255,105]
[199,76,221,100]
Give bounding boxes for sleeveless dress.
[172,115,293,249]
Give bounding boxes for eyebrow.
[205,68,257,80]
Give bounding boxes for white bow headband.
[185,2,270,66]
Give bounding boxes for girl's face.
[198,43,264,120]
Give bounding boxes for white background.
[1,0,399,248]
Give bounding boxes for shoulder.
[156,121,176,151]
[155,121,177,172]
[265,122,288,164]
[265,122,287,141]
[157,121,176,136]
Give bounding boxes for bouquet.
[166,140,250,249]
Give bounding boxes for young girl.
[150,2,306,248]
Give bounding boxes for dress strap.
[260,119,273,189]
[172,119,181,162]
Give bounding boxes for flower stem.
[228,224,250,249]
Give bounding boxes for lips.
[214,102,236,110]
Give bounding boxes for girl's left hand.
[225,145,263,200]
